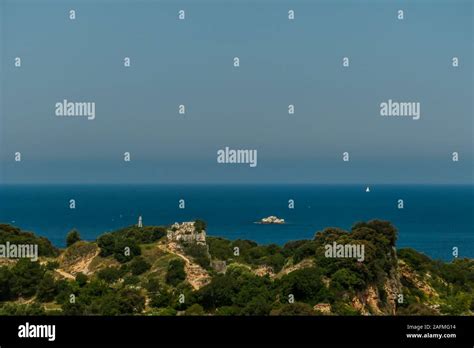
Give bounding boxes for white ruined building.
[167,221,206,245]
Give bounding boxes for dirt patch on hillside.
[58,241,100,276]
[158,242,211,290]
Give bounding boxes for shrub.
[270,302,315,316]
[0,303,45,315]
[0,224,58,257]
[66,229,81,247]
[10,259,44,298]
[130,257,151,276]
[183,244,210,269]
[97,233,141,263]
[184,303,205,316]
[150,290,173,308]
[75,272,88,287]
[207,237,233,260]
[194,220,207,233]
[166,259,186,286]
[277,268,330,305]
[36,272,58,302]
[97,267,124,283]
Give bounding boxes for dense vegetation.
[0,224,58,257]
[0,220,472,316]
[396,248,474,315]
[97,225,166,262]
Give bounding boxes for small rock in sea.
[259,216,285,224]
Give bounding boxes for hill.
[0,220,472,316]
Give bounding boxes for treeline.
[208,220,398,291]
[0,224,58,257]
[97,225,166,262]
[0,220,472,316]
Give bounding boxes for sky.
[0,0,472,184]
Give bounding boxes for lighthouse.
[138,216,143,228]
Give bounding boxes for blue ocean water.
[0,184,472,261]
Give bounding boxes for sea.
[0,184,472,261]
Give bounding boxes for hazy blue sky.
[1,0,472,184]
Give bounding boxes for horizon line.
[0,182,472,186]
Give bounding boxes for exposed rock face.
[313,303,332,314]
[351,286,381,315]
[211,260,227,274]
[254,265,275,277]
[351,296,367,315]
[167,222,206,246]
[276,258,314,278]
[259,216,285,224]
[185,262,211,289]
[384,267,403,315]
[398,259,438,298]
[350,253,402,315]
[366,286,383,315]
[58,241,99,276]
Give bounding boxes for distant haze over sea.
[0,184,472,261]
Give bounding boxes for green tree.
[130,257,151,276]
[45,261,60,271]
[144,277,161,293]
[215,306,240,316]
[240,295,272,315]
[97,233,115,257]
[441,292,472,315]
[194,220,207,232]
[166,259,186,286]
[0,302,45,315]
[123,275,140,285]
[352,220,398,247]
[195,274,238,309]
[36,272,58,302]
[97,233,142,263]
[113,288,145,315]
[114,238,141,263]
[0,267,13,300]
[264,253,286,273]
[183,243,210,269]
[270,302,315,316]
[150,290,173,308]
[331,268,365,292]
[62,299,86,316]
[10,259,44,298]
[54,279,78,305]
[0,224,58,257]
[152,307,177,316]
[66,229,81,247]
[184,303,205,316]
[277,268,329,305]
[75,272,88,287]
[207,237,232,260]
[97,267,123,283]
